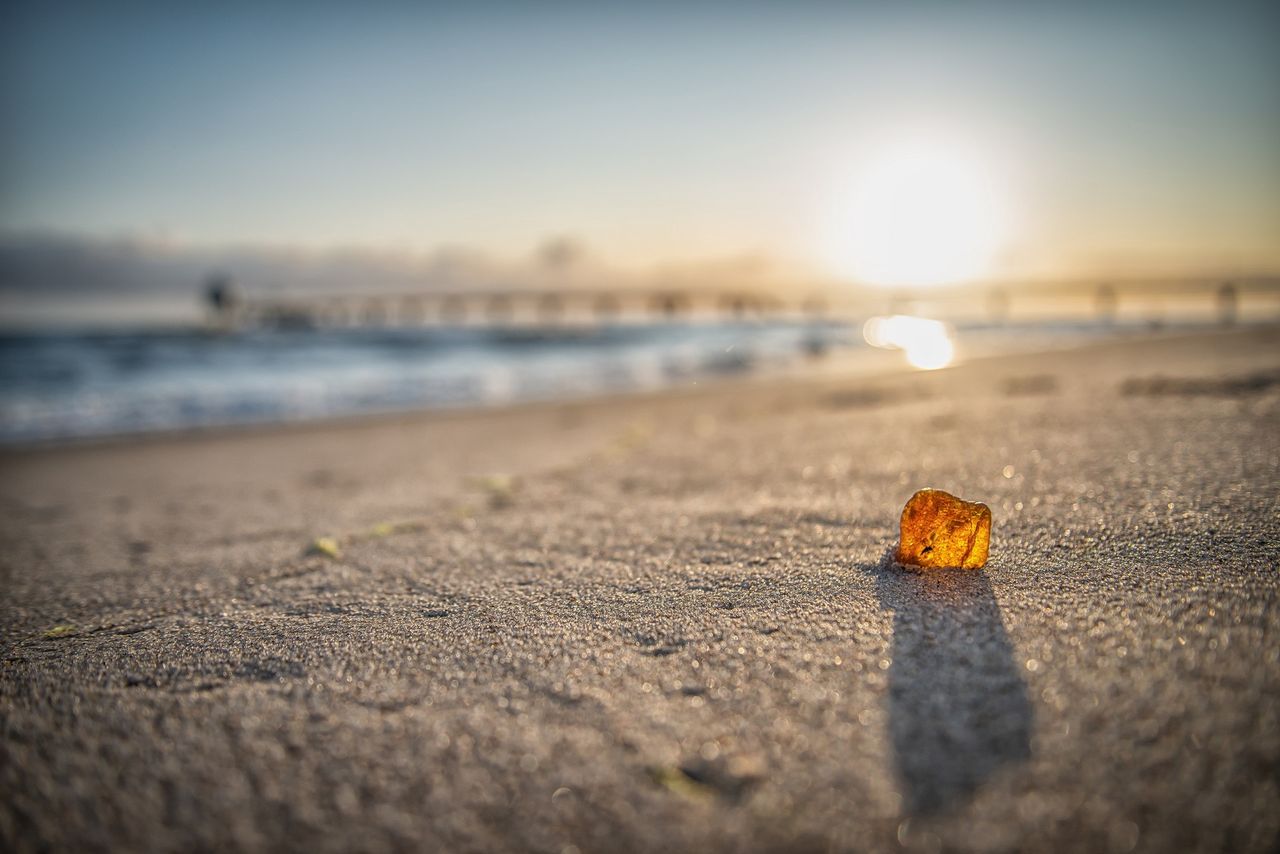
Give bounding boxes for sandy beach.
[2,326,1278,852]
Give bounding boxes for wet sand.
[2,326,1278,852]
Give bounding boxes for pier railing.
[205,278,1269,331]
[205,286,832,330]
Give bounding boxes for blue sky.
[2,1,1278,283]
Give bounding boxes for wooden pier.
[204,276,1257,331]
[204,283,832,331]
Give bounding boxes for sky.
[2,0,1278,296]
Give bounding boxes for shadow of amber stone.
[895,488,991,569]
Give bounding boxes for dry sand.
[2,326,1278,853]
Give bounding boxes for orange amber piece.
[895,488,991,569]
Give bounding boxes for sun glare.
[825,135,1010,287]
[863,314,955,370]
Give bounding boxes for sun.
[823,135,1010,287]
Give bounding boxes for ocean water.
[0,321,865,443]
[0,318,1226,444]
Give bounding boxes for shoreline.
[0,322,1260,456]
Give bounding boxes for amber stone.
[894,488,991,569]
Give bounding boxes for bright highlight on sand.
[863,314,955,370]
[826,135,1010,287]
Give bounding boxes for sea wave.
[0,322,856,442]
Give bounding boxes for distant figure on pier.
[203,272,239,329]
[204,273,236,312]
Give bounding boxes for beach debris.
[613,420,655,452]
[648,765,715,801]
[305,536,343,560]
[650,751,766,802]
[470,474,519,509]
[680,752,766,801]
[366,520,424,539]
[895,488,991,569]
[42,624,76,639]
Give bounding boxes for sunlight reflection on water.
[862,314,955,370]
